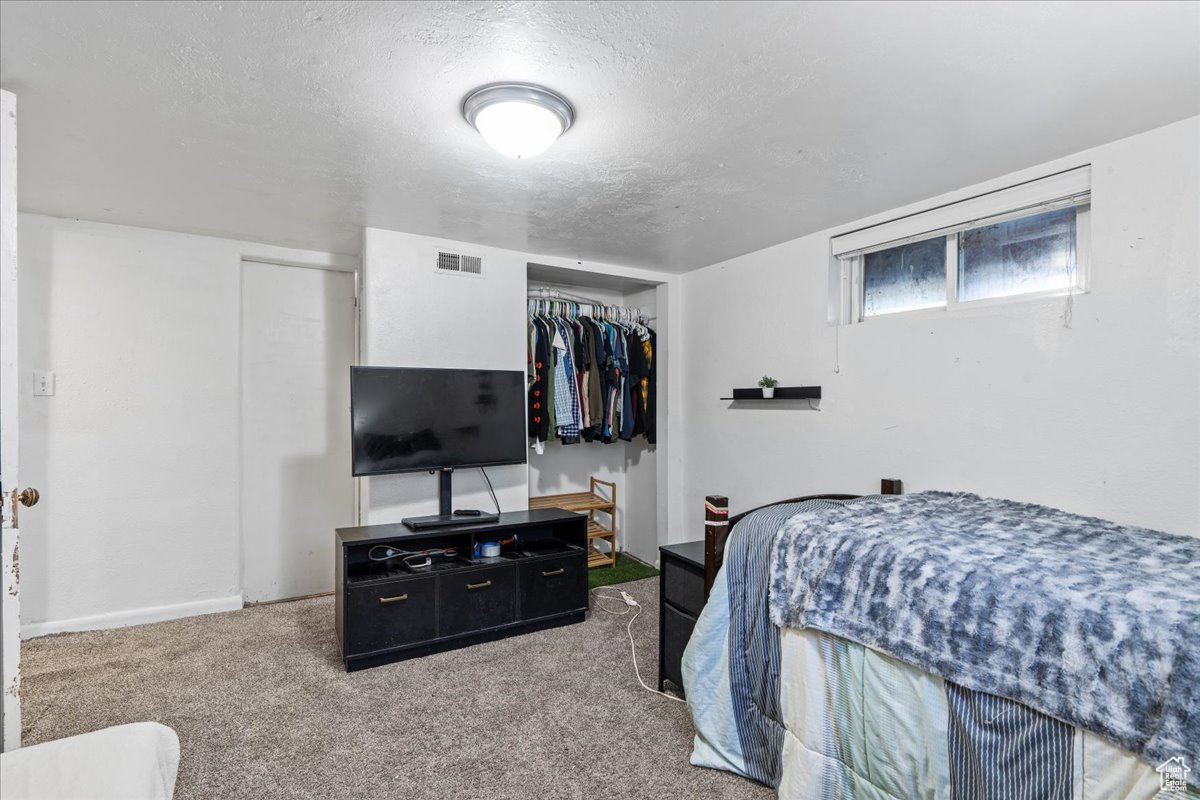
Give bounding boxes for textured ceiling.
[1,1,1198,271]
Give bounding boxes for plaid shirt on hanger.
[551,319,581,441]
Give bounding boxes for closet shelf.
[720,386,822,401]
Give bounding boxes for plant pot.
[761,387,775,398]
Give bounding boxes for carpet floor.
[21,577,771,800]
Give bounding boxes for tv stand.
[401,468,499,530]
[335,509,588,671]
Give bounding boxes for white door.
[1,88,30,752]
[239,261,356,603]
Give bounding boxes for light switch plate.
[33,370,55,396]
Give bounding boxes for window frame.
[842,202,1090,324]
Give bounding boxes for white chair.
[1,722,179,800]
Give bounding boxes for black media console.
[335,509,588,671]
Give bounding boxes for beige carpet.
[21,577,771,800]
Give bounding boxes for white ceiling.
[1,1,1198,272]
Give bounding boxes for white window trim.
[832,165,1091,258]
[838,197,1090,324]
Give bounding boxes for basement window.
[862,237,947,317]
[957,206,1079,302]
[831,166,1090,323]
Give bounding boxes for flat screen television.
[351,366,527,477]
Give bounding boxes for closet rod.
[527,286,618,306]
[528,305,657,324]
[527,287,655,323]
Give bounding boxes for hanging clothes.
[644,329,657,444]
[585,321,603,438]
[526,296,655,450]
[626,328,649,439]
[527,316,553,449]
[552,317,582,443]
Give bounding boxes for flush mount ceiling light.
[462,82,574,160]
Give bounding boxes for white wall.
[621,284,659,565]
[18,217,673,635]
[678,117,1200,542]
[360,227,682,553]
[359,228,531,522]
[18,214,355,635]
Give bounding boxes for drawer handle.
[542,568,565,577]
[466,580,492,591]
[379,594,408,604]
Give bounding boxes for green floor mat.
[587,553,660,590]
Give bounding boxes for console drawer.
[438,564,517,637]
[662,602,697,692]
[662,554,705,617]
[518,552,586,621]
[344,575,436,655]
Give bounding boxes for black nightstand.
[658,541,707,696]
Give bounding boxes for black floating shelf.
[721,386,822,401]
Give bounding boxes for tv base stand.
[402,512,500,530]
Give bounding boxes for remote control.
[453,509,483,516]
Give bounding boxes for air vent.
[436,251,483,276]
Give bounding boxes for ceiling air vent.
[436,250,483,276]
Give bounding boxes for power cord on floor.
[591,588,687,704]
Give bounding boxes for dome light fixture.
[462,82,574,160]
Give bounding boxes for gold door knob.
[18,488,39,507]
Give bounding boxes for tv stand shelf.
[335,509,588,671]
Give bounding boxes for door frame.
[235,256,360,604]
[1,88,20,752]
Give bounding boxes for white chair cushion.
[0,722,179,800]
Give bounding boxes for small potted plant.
[758,375,779,398]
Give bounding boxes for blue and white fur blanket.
[769,491,1200,783]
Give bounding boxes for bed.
[683,486,1199,799]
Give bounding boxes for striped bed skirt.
[774,628,1182,800]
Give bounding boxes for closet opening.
[525,263,664,571]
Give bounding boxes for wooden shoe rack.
[529,477,617,568]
